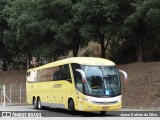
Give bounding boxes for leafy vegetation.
[0,0,160,70]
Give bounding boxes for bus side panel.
[26,82,32,104]
[26,82,53,104]
[27,80,77,109]
[50,81,76,109]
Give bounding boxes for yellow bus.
[26,57,127,115]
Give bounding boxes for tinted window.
[53,64,71,81]
[36,64,71,82]
[74,71,83,92]
[71,64,83,92]
[37,67,55,82]
[26,72,30,77]
[71,63,81,72]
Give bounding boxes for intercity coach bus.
[26,57,127,115]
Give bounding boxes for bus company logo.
[53,84,62,88]
[2,112,11,117]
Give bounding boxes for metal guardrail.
[0,83,24,107]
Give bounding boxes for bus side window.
[26,72,30,77]
[60,65,71,80]
[71,63,81,72]
[26,72,31,82]
[53,67,61,80]
[74,71,83,93]
[53,64,71,82]
[71,63,83,92]
[27,71,35,83]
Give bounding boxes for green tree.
[3,0,72,68]
[33,0,74,60]
[76,0,134,58]
[0,0,13,70]
[56,13,88,57]
[2,0,37,69]
[124,0,160,62]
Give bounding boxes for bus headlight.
[87,99,92,103]
[82,96,93,103]
[82,97,89,102]
[87,97,94,103]
[117,97,122,102]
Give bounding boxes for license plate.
[102,106,109,110]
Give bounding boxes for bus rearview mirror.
[118,70,128,84]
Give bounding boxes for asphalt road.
[0,104,116,117]
[0,104,159,117]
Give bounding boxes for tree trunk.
[135,39,143,62]
[6,60,10,70]
[26,49,32,69]
[72,46,79,57]
[104,32,112,51]
[72,39,80,57]
[2,59,10,71]
[137,46,143,62]
[2,59,7,71]
[100,35,105,58]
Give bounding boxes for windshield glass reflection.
[81,65,121,97]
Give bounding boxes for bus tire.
[37,97,42,110]
[33,98,37,109]
[69,100,76,114]
[100,111,106,116]
[32,97,36,105]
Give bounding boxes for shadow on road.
[40,107,116,117]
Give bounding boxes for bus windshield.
[80,65,121,97]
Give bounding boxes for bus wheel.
[37,97,42,110]
[33,98,37,109]
[69,100,76,114]
[100,111,106,116]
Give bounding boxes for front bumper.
[78,101,122,111]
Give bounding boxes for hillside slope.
[118,62,160,108]
[0,62,160,108]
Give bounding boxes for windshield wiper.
[105,79,115,96]
[101,67,115,97]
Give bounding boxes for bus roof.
[27,57,116,72]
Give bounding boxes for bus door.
[74,69,92,111]
[73,70,84,110]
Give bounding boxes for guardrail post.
[3,85,5,107]
[10,83,16,104]
[1,86,2,104]
[20,83,23,103]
